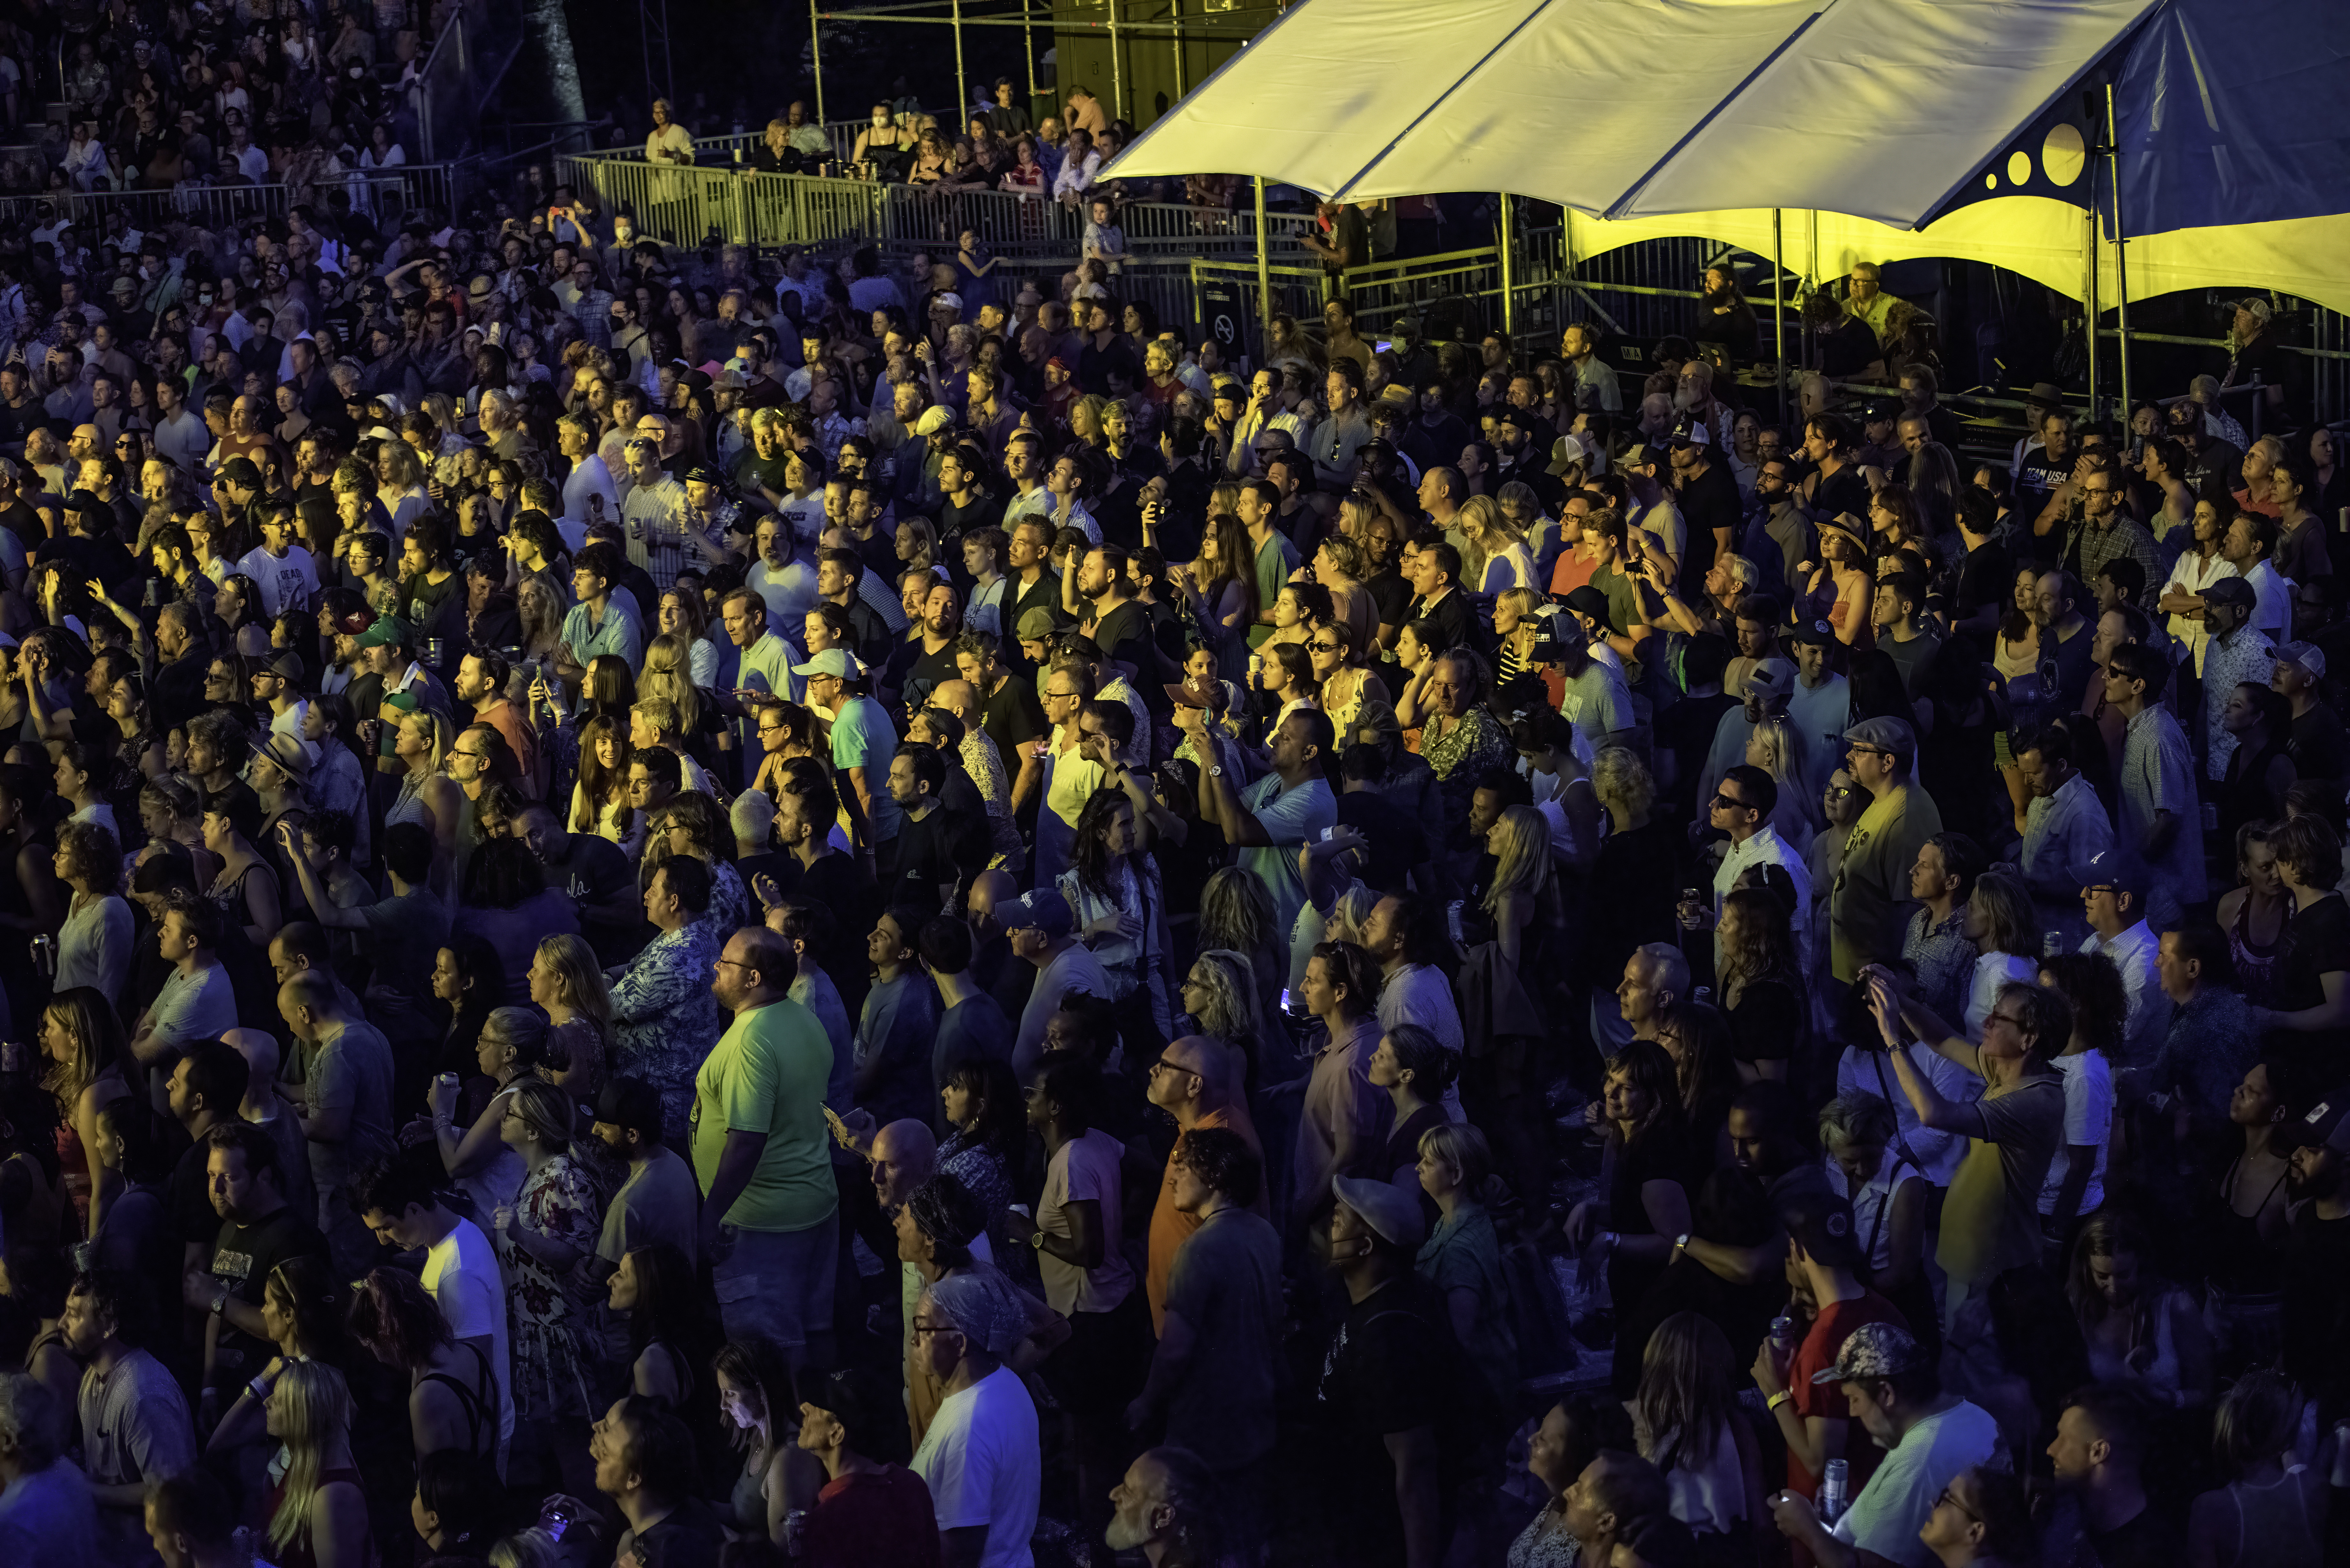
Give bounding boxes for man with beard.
[1667,422,1741,590]
[1742,455,1815,604]
[882,579,966,718]
[2279,1099,2350,1410]
[1105,1447,1239,1568]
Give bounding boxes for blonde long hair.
[1482,804,1552,917]
[534,933,614,1032]
[267,1361,355,1553]
[639,633,703,735]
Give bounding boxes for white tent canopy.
[1105,0,2350,318]
[1109,0,2154,229]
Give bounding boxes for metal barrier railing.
[556,151,1317,264]
[0,170,442,233]
[692,121,901,168]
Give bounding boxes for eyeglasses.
[713,957,757,974]
[1710,791,1749,811]
[1984,1011,2025,1032]
[1306,641,1339,654]
[1935,1486,1980,1522]
[1846,744,1893,759]
[910,1319,964,1340]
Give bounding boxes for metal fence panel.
[560,150,1315,271]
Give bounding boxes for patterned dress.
[504,1153,605,1420]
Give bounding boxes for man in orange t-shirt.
[1141,1033,1264,1333]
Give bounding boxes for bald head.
[221,1027,280,1087]
[967,869,1018,933]
[1153,1033,1235,1104]
[933,679,979,724]
[871,1119,937,1207]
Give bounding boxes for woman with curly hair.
[348,1266,498,1463]
[653,585,720,687]
[646,790,746,935]
[51,819,132,998]
[1179,510,1258,681]
[1192,870,1285,1069]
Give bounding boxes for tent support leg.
[1110,1,1124,121]
[2107,82,2131,422]
[953,0,966,129]
[2085,207,2099,418]
[810,0,824,125]
[1498,194,1515,341]
[1255,176,1271,362]
[1772,208,1786,427]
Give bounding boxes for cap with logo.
[1741,658,1797,703]
[1001,887,1075,940]
[2277,641,2326,680]
[1811,1321,1934,1384]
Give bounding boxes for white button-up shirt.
[2081,920,2164,1070]
[1712,823,1812,974]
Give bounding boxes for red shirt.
[804,1464,941,1568]
[1786,1290,1909,1499]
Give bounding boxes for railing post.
[810,0,826,125]
[1772,208,1786,427]
[1254,177,1270,360]
[1110,0,1124,122]
[953,0,967,130]
[1498,194,1515,340]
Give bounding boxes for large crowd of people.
[2,23,2350,1568]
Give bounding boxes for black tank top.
[415,1341,495,1464]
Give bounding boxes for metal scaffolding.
[807,0,1274,125]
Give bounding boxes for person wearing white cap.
[794,646,902,850]
[2273,641,2348,787]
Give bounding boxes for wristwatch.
[1208,764,1223,778]
[1673,1233,1692,1256]
[210,1288,229,1317]
[1028,1228,1047,1252]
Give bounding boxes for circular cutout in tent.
[2042,123,2086,186]
[2007,150,2033,186]
[1984,173,1998,190]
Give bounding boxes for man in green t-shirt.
[694,927,839,1368]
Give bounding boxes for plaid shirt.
[2072,513,2164,597]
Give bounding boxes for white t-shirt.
[2036,1049,2113,1217]
[1832,1399,2004,1568]
[911,1364,1041,1568]
[239,544,320,620]
[422,1216,515,1472]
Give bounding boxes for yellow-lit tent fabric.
[1104,0,2350,315]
